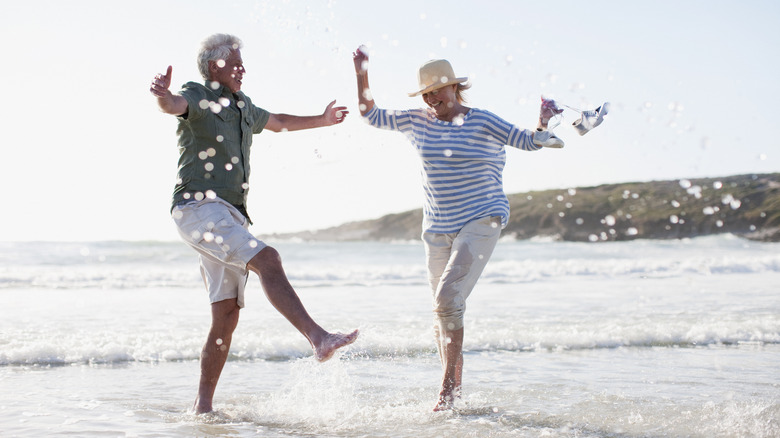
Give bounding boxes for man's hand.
[323,100,349,125]
[150,66,187,116]
[150,66,173,98]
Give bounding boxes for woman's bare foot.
[433,386,461,412]
[313,329,359,362]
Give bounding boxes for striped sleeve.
[363,106,419,135]
[477,109,541,152]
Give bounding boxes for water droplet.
[218,97,230,107]
[216,135,224,142]
[626,227,638,236]
[669,215,679,224]
[679,179,692,189]
[576,218,584,225]
[703,206,715,215]
[204,162,214,171]
[588,234,598,242]
[216,59,226,68]
[194,192,205,201]
[199,99,210,110]
[231,156,240,164]
[225,163,233,171]
[443,149,453,157]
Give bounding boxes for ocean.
[1,235,778,437]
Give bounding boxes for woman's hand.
[353,45,369,74]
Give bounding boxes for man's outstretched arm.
[264,100,348,133]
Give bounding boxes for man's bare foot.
[313,329,359,362]
[192,397,213,415]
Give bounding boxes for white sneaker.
[572,102,610,136]
[533,130,564,148]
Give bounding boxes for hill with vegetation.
[271,173,780,243]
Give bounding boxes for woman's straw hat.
[408,59,469,97]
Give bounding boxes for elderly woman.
[353,48,564,411]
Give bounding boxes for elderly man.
[150,33,357,414]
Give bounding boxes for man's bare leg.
[248,247,358,361]
[434,326,464,411]
[193,298,240,414]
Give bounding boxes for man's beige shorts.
[172,197,267,308]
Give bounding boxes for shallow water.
[1,236,778,437]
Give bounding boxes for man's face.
[210,49,245,93]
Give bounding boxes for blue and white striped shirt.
[364,106,541,234]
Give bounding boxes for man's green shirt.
[171,81,270,215]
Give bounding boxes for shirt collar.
[204,80,243,104]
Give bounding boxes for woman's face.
[423,84,460,121]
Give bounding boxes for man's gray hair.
[197,34,243,80]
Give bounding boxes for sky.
[2,0,778,241]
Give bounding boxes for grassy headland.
[271,173,779,242]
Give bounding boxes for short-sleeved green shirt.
[171,81,270,216]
